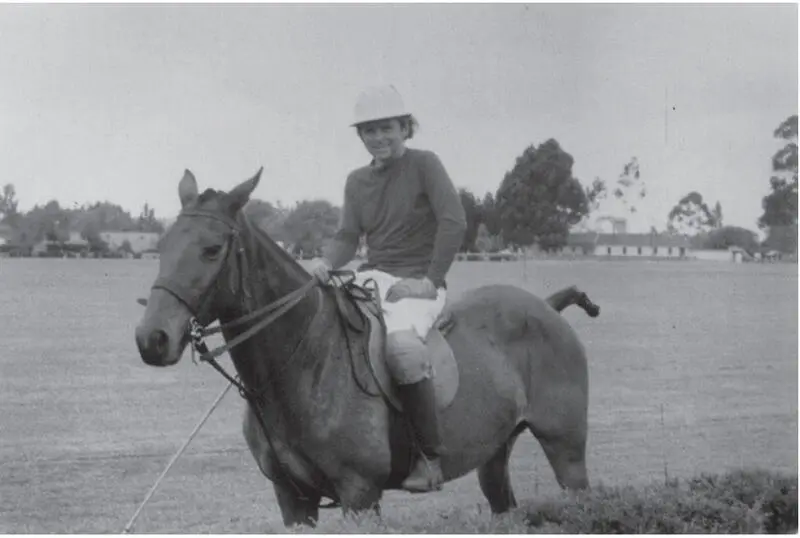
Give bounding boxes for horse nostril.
[149,330,169,355]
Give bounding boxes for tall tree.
[14,200,70,245]
[691,225,759,251]
[573,177,608,232]
[711,201,723,229]
[458,188,481,252]
[72,202,138,232]
[759,115,798,252]
[244,199,277,226]
[480,192,501,236]
[0,183,19,223]
[495,139,589,251]
[136,202,164,233]
[667,191,718,235]
[282,200,340,257]
[474,222,502,253]
[585,177,607,213]
[611,157,646,215]
[575,158,646,232]
[246,199,290,243]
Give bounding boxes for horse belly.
[435,323,529,480]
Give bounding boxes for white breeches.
[353,269,447,341]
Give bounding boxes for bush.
[524,470,797,534]
[279,469,796,534]
[686,469,798,533]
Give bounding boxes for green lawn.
[0,258,796,532]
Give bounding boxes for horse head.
[135,168,262,367]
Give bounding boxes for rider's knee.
[386,329,431,384]
[386,329,423,353]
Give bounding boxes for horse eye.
[203,245,223,259]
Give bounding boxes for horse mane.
[190,187,308,280]
[187,188,314,303]
[234,209,312,285]
[198,188,219,205]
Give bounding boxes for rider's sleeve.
[323,175,361,270]
[421,151,467,288]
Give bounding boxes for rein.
[152,209,316,368]
[190,281,314,362]
[153,208,354,507]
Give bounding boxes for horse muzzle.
[135,325,180,367]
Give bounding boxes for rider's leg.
[386,329,444,492]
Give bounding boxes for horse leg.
[477,425,524,514]
[273,480,321,528]
[335,474,383,518]
[527,422,589,491]
[243,407,321,528]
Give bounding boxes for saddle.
[330,278,459,413]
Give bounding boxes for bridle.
[150,208,337,504]
[151,209,316,375]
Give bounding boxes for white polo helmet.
[351,84,411,126]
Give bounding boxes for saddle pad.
[360,301,459,413]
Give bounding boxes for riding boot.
[396,377,445,493]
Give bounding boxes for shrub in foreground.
[524,469,797,534]
[281,469,796,534]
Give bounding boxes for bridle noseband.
[151,209,316,370]
[150,208,338,504]
[148,207,387,508]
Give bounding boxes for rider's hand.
[308,257,333,284]
[385,277,438,303]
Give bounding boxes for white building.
[0,223,12,246]
[99,231,160,253]
[562,232,692,258]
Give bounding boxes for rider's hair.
[356,115,419,141]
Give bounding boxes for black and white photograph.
[0,2,797,533]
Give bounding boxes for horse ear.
[227,167,263,213]
[179,169,199,208]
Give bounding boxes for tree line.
[457,114,796,254]
[0,193,166,254]
[2,114,795,257]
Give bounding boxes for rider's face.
[357,118,409,162]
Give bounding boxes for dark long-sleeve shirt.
[323,148,466,288]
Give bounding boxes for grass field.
[0,258,796,533]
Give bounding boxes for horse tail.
[546,286,600,318]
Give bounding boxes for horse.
[134,168,599,528]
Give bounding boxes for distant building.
[67,231,89,247]
[31,231,90,257]
[595,216,629,235]
[0,222,12,246]
[562,232,692,259]
[99,231,160,254]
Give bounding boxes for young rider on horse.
[308,85,467,493]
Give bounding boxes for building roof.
[567,232,691,248]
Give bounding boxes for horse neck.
[219,215,322,390]
[217,221,353,447]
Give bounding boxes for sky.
[0,3,796,233]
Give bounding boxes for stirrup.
[402,455,443,493]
